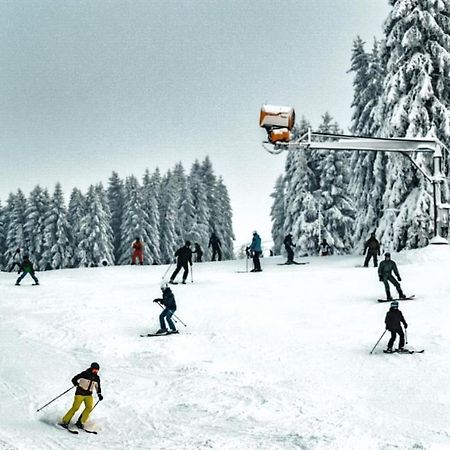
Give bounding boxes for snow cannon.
[259,105,295,144]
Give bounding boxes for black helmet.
[185,240,191,246]
[385,252,391,258]
[90,362,100,370]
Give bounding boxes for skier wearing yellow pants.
[60,362,103,430]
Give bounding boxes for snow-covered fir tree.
[158,170,178,263]
[141,169,161,264]
[41,183,73,270]
[270,175,286,255]
[107,171,125,264]
[377,0,450,250]
[67,188,86,267]
[5,190,27,267]
[0,200,6,270]
[214,176,235,259]
[24,185,51,269]
[77,185,114,267]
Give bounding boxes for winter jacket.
[194,245,203,257]
[20,260,35,274]
[175,246,192,265]
[283,235,295,248]
[378,260,400,279]
[72,369,102,397]
[208,235,221,249]
[385,309,407,331]
[364,237,380,255]
[158,288,177,311]
[132,241,143,252]
[249,234,262,253]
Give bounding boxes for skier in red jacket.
[131,237,144,265]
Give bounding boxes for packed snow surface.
[1,247,450,449]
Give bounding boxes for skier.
[193,243,203,263]
[131,237,144,265]
[15,255,39,286]
[249,231,262,272]
[378,252,406,300]
[363,232,381,267]
[153,282,178,334]
[283,233,296,264]
[384,301,408,353]
[170,241,193,284]
[208,232,222,261]
[8,248,22,272]
[59,362,103,430]
[319,238,332,256]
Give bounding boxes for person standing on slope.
[363,232,381,267]
[60,362,103,430]
[208,232,222,261]
[319,238,332,256]
[249,231,262,272]
[153,282,178,334]
[131,237,144,265]
[15,255,39,286]
[193,243,203,263]
[9,248,22,272]
[384,301,408,353]
[170,241,193,284]
[283,233,296,264]
[378,252,406,300]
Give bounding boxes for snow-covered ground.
[1,247,450,450]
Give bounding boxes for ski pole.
[76,399,100,424]
[369,330,387,354]
[161,262,174,280]
[246,255,248,273]
[190,264,194,283]
[36,386,75,412]
[405,328,408,345]
[156,302,187,327]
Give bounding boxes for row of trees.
[271,0,450,255]
[0,157,235,270]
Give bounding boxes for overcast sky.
[0,0,390,247]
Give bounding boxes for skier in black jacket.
[378,253,406,300]
[385,301,408,352]
[15,255,39,286]
[153,282,178,334]
[60,362,103,430]
[170,241,192,284]
[283,234,296,264]
[209,233,222,261]
[363,232,381,267]
[193,243,203,263]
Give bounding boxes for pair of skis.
[140,330,179,337]
[383,349,424,354]
[58,423,97,434]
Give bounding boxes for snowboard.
[383,349,424,354]
[378,295,415,303]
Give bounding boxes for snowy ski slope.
[1,246,450,450]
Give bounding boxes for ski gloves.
[98,394,103,401]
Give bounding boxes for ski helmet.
[185,240,191,246]
[160,281,169,291]
[390,301,399,309]
[385,252,391,258]
[90,362,100,370]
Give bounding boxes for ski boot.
[58,422,69,429]
[384,348,394,353]
[168,329,179,334]
[155,328,168,335]
[397,347,409,353]
[181,280,186,284]
[399,293,406,299]
[15,282,20,286]
[75,420,84,430]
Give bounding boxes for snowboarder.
[283,233,296,264]
[249,231,262,272]
[170,241,193,284]
[319,238,332,256]
[60,362,103,430]
[131,237,144,265]
[363,232,381,267]
[208,232,222,261]
[15,255,39,286]
[8,248,22,272]
[193,243,203,263]
[378,253,406,300]
[153,282,178,334]
[384,301,408,353]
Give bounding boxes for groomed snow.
[1,247,450,449]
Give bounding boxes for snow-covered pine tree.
[77,185,114,267]
[41,183,72,270]
[5,190,27,267]
[349,38,388,249]
[118,175,154,265]
[68,188,86,267]
[159,170,178,263]
[24,185,51,269]
[142,169,161,264]
[171,162,188,240]
[189,160,210,256]
[107,171,125,264]
[200,156,219,232]
[214,176,235,259]
[0,200,6,270]
[270,175,286,255]
[377,0,450,250]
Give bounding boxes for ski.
[378,295,415,302]
[58,423,78,434]
[383,349,424,354]
[277,262,309,266]
[83,428,98,434]
[140,331,179,337]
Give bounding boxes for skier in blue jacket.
[249,231,262,272]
